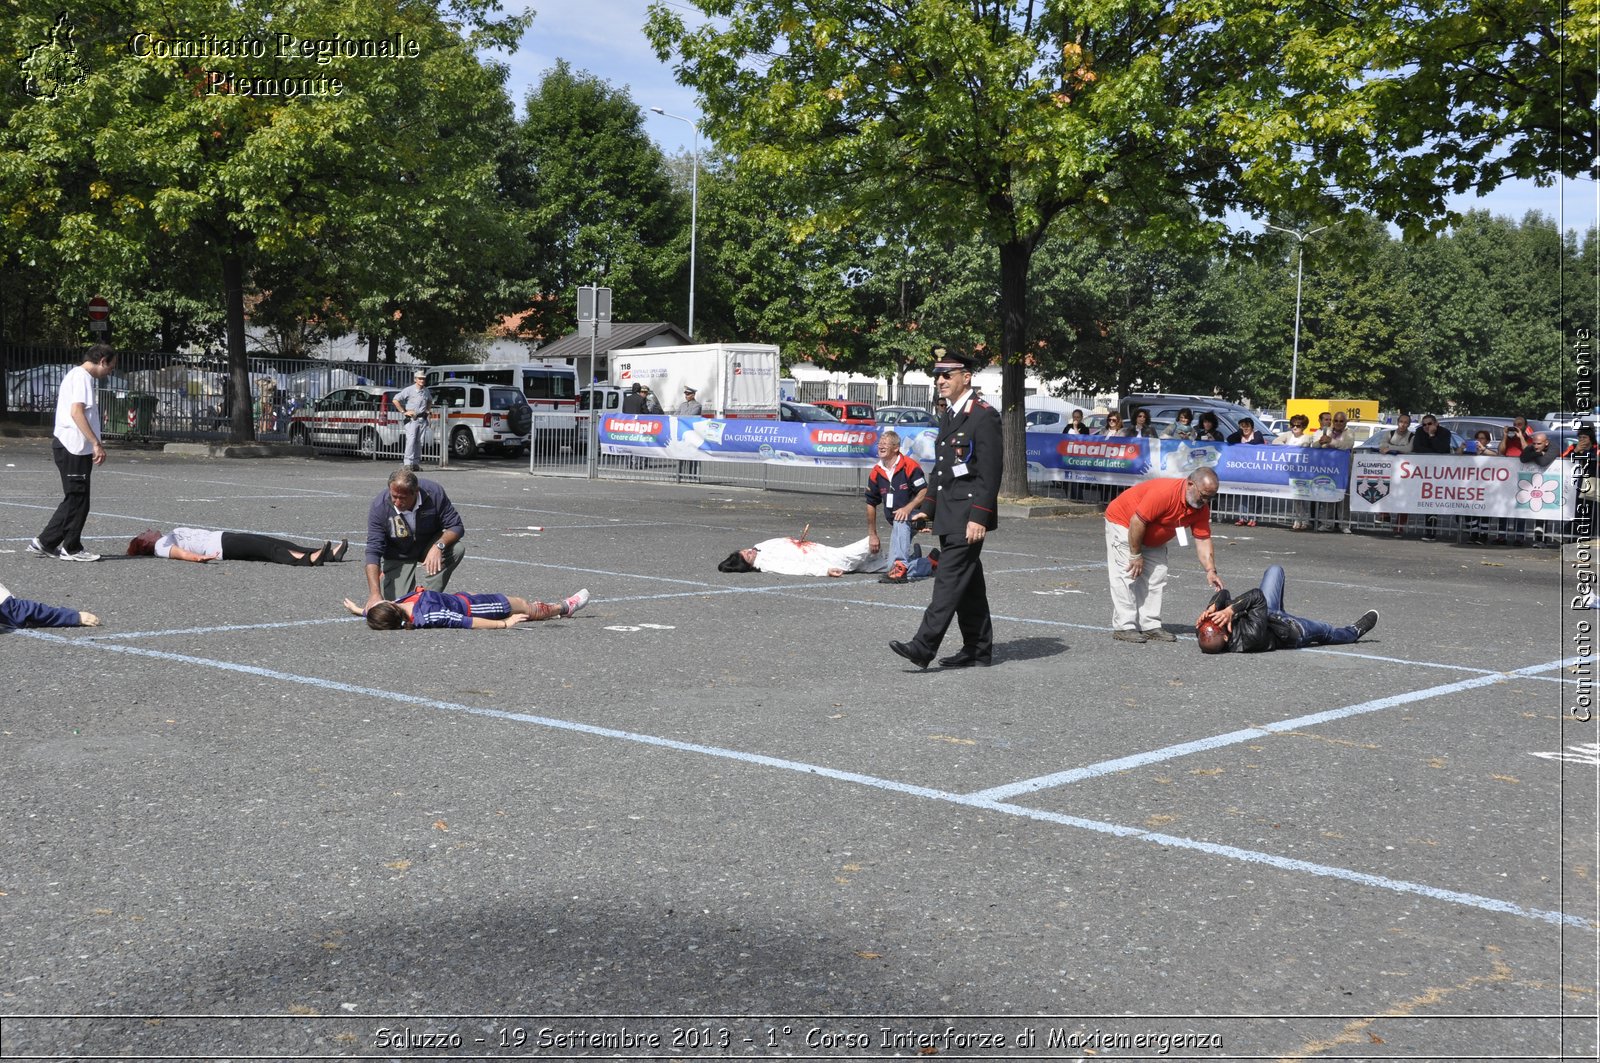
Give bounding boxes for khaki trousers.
[1104,521,1169,632]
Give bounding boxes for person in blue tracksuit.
[346,587,590,630]
[0,581,100,628]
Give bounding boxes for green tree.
[2,0,526,438]
[647,0,1390,495]
[1324,0,1597,237]
[506,61,686,341]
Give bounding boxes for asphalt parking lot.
[1,438,1595,1060]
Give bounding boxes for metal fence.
[527,412,869,494]
[2,344,473,464]
[1029,481,1578,545]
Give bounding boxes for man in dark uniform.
[621,383,647,414]
[890,348,1002,669]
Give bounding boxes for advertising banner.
[1211,443,1350,501]
[600,415,879,466]
[1349,453,1575,520]
[1022,436,1349,498]
[1027,434,1153,484]
[601,419,1352,502]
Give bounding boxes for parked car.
[429,382,532,459]
[1437,416,1549,451]
[780,400,843,423]
[287,385,406,458]
[812,398,876,424]
[876,405,936,427]
[1119,393,1257,426]
[1123,399,1259,439]
[1355,425,1466,453]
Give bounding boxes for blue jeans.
[1258,565,1360,647]
[889,520,934,579]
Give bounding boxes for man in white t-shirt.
[31,344,119,562]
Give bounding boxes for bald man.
[1104,469,1225,644]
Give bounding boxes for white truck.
[607,343,782,419]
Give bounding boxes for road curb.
[162,442,316,459]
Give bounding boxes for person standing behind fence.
[1274,414,1314,531]
[1412,415,1454,541]
[1377,414,1415,537]
[675,385,704,482]
[390,370,431,472]
[30,344,118,562]
[1314,411,1356,532]
[258,377,277,434]
[1226,416,1265,527]
[363,468,466,612]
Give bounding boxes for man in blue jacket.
[363,468,466,612]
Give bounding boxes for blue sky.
[487,0,1594,237]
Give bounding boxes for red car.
[812,399,876,424]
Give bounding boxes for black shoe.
[330,538,348,563]
[939,648,991,668]
[1353,609,1379,638]
[310,541,330,567]
[889,640,932,669]
[928,547,941,569]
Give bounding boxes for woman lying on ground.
[128,528,347,566]
[346,588,590,630]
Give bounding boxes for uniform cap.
[931,347,980,374]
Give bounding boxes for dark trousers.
[910,533,992,657]
[219,531,317,566]
[39,440,93,553]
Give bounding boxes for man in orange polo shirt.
[1104,468,1225,644]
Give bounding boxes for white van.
[424,362,577,413]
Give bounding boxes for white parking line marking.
[15,631,1591,931]
[968,658,1575,802]
[1530,742,1600,765]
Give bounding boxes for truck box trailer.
[607,344,782,419]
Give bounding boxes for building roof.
[535,322,690,362]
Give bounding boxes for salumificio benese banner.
[1349,453,1576,520]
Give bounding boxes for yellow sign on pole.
[1287,398,1379,423]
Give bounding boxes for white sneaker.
[26,537,50,557]
[561,588,590,617]
[0,580,10,606]
[57,548,102,562]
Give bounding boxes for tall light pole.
[1265,222,1327,400]
[650,107,699,341]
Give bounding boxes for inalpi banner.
[1349,453,1576,520]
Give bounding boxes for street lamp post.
[650,107,699,341]
[1264,222,1327,401]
